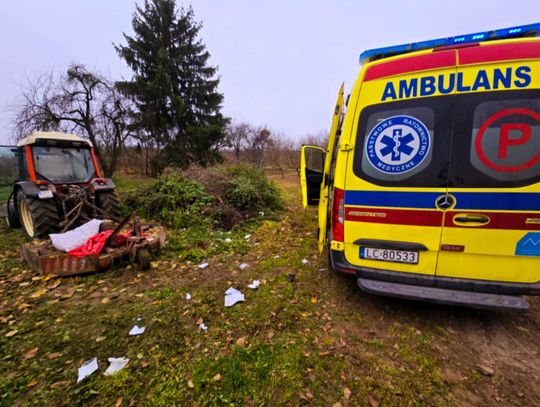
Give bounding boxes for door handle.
[452,214,490,226]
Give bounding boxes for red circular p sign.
[475,108,540,172]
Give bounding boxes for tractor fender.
[91,178,116,192]
[14,181,42,198]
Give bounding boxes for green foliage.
[0,185,11,202]
[115,0,228,174]
[124,176,214,229]
[125,166,283,231]
[222,165,284,212]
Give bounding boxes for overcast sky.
[0,0,538,144]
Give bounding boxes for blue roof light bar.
[359,22,540,65]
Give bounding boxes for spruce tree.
[115,0,228,174]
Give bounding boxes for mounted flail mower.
[0,132,165,276]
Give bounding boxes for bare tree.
[298,129,328,148]
[225,122,253,161]
[10,64,135,177]
[246,126,272,168]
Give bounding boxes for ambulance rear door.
[437,58,540,284]
[343,57,457,276]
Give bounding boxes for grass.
[0,173,454,406]
[0,185,10,202]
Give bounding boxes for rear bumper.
[330,249,540,310]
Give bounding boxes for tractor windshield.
[32,146,96,183]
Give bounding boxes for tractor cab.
[1,132,120,238]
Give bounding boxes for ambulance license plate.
[360,247,418,264]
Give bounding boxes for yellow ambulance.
[300,23,540,311]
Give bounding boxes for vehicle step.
[357,278,529,311]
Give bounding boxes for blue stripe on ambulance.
[344,191,540,211]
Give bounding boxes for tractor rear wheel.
[6,196,21,228]
[96,191,121,221]
[17,191,61,238]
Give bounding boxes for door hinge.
[339,143,353,152]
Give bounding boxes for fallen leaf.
[47,352,63,360]
[318,351,330,356]
[332,403,342,407]
[47,280,62,290]
[213,373,222,382]
[236,337,247,347]
[476,364,495,376]
[188,379,194,388]
[196,318,203,325]
[343,387,352,400]
[30,289,47,299]
[135,293,144,298]
[115,397,123,407]
[300,312,309,318]
[26,378,38,388]
[60,292,74,300]
[368,396,379,407]
[51,380,70,389]
[101,297,111,304]
[305,389,314,399]
[5,329,18,338]
[311,297,318,304]
[22,346,39,360]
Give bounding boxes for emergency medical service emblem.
[365,115,431,174]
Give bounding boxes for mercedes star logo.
[436,194,455,210]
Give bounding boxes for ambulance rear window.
[450,90,540,188]
[353,98,452,188]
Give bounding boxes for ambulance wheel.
[17,191,60,239]
[6,198,20,228]
[96,191,121,221]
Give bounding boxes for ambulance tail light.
[332,187,345,242]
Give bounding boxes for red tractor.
[1,132,120,238]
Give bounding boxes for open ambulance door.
[317,84,344,252]
[300,145,326,207]
[299,84,345,251]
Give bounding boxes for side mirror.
[300,145,325,207]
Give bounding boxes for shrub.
[123,165,283,231]
[222,165,284,213]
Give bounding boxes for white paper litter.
[244,234,251,240]
[239,263,249,271]
[77,357,98,383]
[224,287,245,307]
[224,238,232,243]
[104,357,129,376]
[302,258,309,264]
[50,219,103,252]
[198,262,209,269]
[129,325,145,336]
[247,280,260,289]
[186,293,192,301]
[199,322,208,332]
